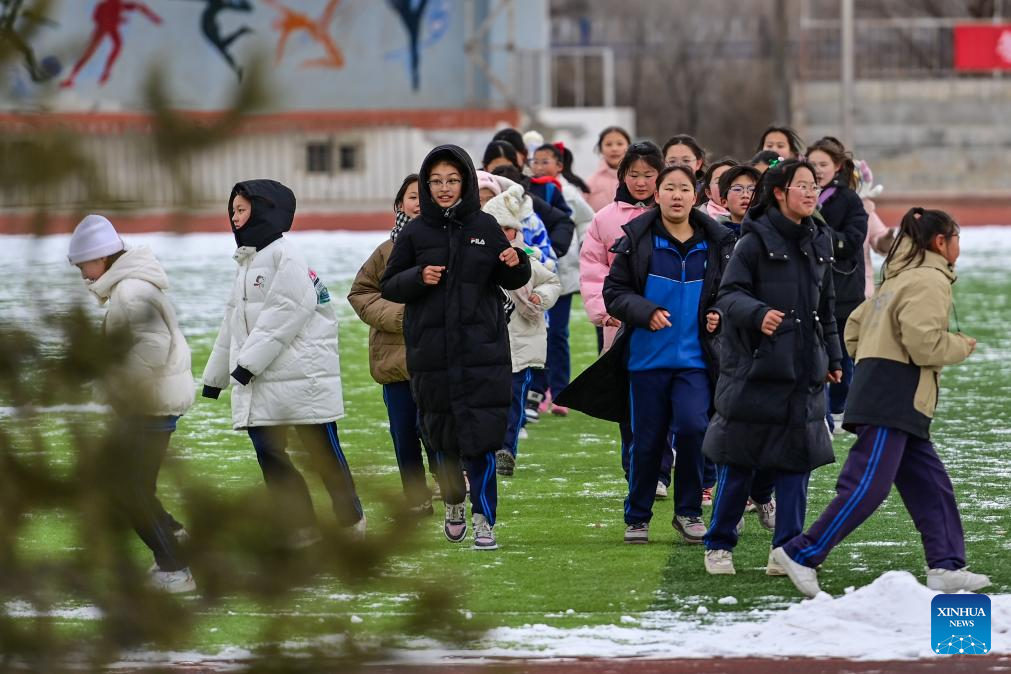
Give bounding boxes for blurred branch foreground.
[0,35,475,673]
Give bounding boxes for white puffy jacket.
[506,255,562,372]
[88,246,195,417]
[202,237,344,429]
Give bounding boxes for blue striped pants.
[782,425,966,570]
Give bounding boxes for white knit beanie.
[68,215,124,264]
[483,184,525,231]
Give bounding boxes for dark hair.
[806,136,857,190]
[756,125,805,159]
[885,207,959,272]
[534,143,563,163]
[490,163,526,186]
[701,158,739,202]
[718,165,762,202]
[749,149,781,167]
[104,249,126,271]
[492,128,526,159]
[661,134,706,177]
[482,140,519,170]
[750,158,818,217]
[655,164,698,192]
[393,173,420,212]
[560,145,591,193]
[617,141,663,182]
[595,125,631,152]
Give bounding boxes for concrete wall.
[795,79,1011,195]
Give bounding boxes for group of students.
[67,121,988,599]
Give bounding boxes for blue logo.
[931,593,990,654]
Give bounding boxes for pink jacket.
[586,160,619,213]
[862,198,891,298]
[579,200,655,351]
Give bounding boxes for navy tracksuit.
[706,465,810,550]
[437,451,499,525]
[503,367,533,456]
[782,425,966,570]
[382,380,439,506]
[623,234,710,524]
[247,422,364,528]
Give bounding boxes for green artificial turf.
[6,277,1010,657]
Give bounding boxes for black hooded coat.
[229,179,296,250]
[380,145,532,459]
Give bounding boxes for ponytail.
[749,158,817,218]
[884,207,959,272]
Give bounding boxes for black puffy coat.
[380,145,532,459]
[702,207,842,473]
[819,180,868,319]
[554,208,735,422]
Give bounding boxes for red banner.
[954,24,1011,70]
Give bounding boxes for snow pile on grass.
[402,571,1009,661]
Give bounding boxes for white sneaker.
[736,516,745,536]
[926,567,991,593]
[655,481,668,498]
[756,499,776,531]
[148,567,196,594]
[772,547,820,598]
[831,413,846,435]
[289,526,322,549]
[472,514,497,550]
[766,548,786,576]
[349,514,367,542]
[704,549,735,575]
[518,426,529,440]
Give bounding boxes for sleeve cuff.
[231,366,253,386]
[202,385,221,399]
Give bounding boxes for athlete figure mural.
[263,0,344,69]
[60,0,162,88]
[179,0,254,80]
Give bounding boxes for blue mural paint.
[177,0,254,81]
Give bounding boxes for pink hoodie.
[586,159,620,213]
[579,199,655,351]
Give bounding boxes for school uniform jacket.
[555,208,735,422]
[843,240,973,439]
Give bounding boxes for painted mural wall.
[1,0,548,111]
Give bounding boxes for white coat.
[202,237,344,429]
[89,246,195,417]
[506,254,562,372]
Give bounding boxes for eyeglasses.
[727,185,756,195]
[666,158,696,167]
[428,178,462,189]
[788,183,822,195]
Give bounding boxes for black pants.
[107,416,186,572]
[247,422,364,529]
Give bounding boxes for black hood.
[418,145,480,222]
[229,179,296,250]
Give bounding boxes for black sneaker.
[496,449,515,476]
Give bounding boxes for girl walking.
[600,164,735,543]
[774,208,989,597]
[586,126,631,212]
[348,174,440,516]
[69,215,196,593]
[380,145,531,550]
[701,159,842,576]
[202,179,365,548]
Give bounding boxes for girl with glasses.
[700,159,842,577]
